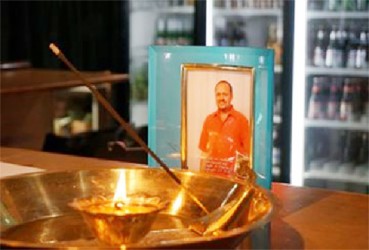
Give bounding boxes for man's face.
[215,82,233,111]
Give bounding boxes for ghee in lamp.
[69,195,167,246]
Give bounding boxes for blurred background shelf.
[305,119,369,131]
[307,10,369,19]
[306,67,369,77]
[304,170,368,185]
[213,8,282,17]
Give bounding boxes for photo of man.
[198,80,250,177]
[181,64,253,177]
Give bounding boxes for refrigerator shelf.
[305,119,369,131]
[131,5,194,14]
[307,11,369,19]
[306,67,369,77]
[154,6,194,14]
[304,170,369,185]
[213,7,282,17]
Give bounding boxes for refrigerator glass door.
[206,0,284,181]
[292,0,369,193]
[129,0,195,127]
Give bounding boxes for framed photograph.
[181,64,254,179]
[148,46,274,189]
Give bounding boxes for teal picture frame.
[148,46,274,189]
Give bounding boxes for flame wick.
[114,202,124,210]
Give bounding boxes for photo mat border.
[180,63,255,173]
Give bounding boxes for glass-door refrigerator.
[291,0,369,193]
[129,0,196,128]
[205,0,288,182]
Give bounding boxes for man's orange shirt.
[199,106,250,159]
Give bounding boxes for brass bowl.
[69,195,167,245]
[0,168,274,249]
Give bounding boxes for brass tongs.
[190,187,255,236]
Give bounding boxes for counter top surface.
[0,68,128,94]
[0,147,368,249]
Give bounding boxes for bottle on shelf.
[340,78,356,121]
[313,25,326,67]
[308,129,331,172]
[325,26,335,67]
[355,132,369,179]
[338,131,359,175]
[233,27,248,46]
[169,0,184,7]
[315,0,369,11]
[346,27,359,68]
[357,132,369,164]
[326,78,342,119]
[154,15,193,46]
[353,79,365,120]
[214,0,223,8]
[308,77,327,119]
[355,30,368,68]
[224,0,233,8]
[326,25,344,68]
[327,0,341,11]
[182,17,193,45]
[324,130,345,174]
[333,130,347,161]
[367,29,369,66]
[308,0,325,10]
[356,0,368,11]
[272,0,283,8]
[362,82,369,122]
[214,0,283,9]
[215,19,249,47]
[166,17,177,45]
[342,0,357,11]
[272,125,281,168]
[334,26,347,67]
[154,17,167,45]
[220,30,231,46]
[337,26,348,65]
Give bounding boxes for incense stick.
[49,43,209,214]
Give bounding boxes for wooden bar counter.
[1,68,128,150]
[0,147,368,249]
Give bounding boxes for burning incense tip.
[49,43,60,56]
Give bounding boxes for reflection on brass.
[0,168,273,249]
[69,195,167,245]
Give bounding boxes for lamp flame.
[113,170,127,202]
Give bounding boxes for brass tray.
[0,168,273,249]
